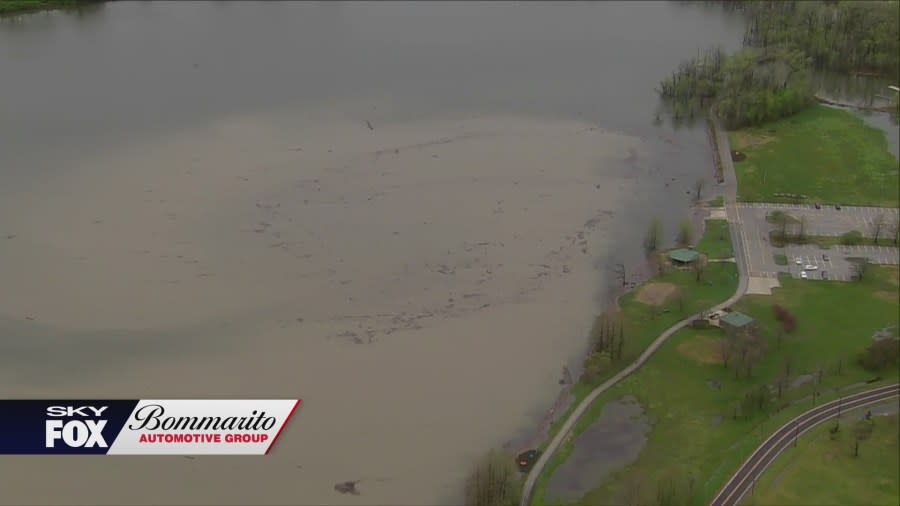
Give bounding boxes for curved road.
[710,383,900,506]
[520,113,749,506]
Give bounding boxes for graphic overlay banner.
[0,399,301,455]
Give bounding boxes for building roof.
[669,248,700,263]
[721,311,754,328]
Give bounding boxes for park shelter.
[720,311,755,334]
[669,248,699,265]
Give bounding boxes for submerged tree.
[464,451,521,506]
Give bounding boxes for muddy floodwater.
[0,2,744,504]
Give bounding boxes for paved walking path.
[519,112,749,506]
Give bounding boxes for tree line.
[738,0,900,81]
[658,1,899,127]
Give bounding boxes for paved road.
[710,383,900,506]
[519,111,750,506]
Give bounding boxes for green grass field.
[746,413,899,506]
[770,231,899,249]
[729,105,900,207]
[696,220,735,259]
[706,196,725,208]
[534,265,899,506]
[773,253,788,266]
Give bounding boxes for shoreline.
[0,1,101,17]
[504,200,715,456]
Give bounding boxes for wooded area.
[658,0,899,127]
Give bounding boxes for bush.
[773,304,797,333]
[582,352,613,384]
[840,230,864,245]
[858,338,900,371]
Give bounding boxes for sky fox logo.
[45,406,109,448]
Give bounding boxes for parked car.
[795,257,803,265]
[801,271,809,279]
[822,271,828,279]
[823,254,829,261]
[804,264,818,270]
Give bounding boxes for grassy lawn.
[696,220,735,259]
[744,413,899,506]
[774,253,788,266]
[535,265,899,506]
[770,231,900,249]
[706,196,725,208]
[729,105,900,207]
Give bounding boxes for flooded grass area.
[545,396,651,504]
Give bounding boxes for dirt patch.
[635,282,678,306]
[545,396,651,504]
[875,291,899,303]
[882,266,899,287]
[733,131,775,149]
[677,334,723,365]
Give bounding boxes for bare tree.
[720,336,735,369]
[849,257,870,281]
[871,213,886,245]
[776,355,793,398]
[612,262,627,287]
[464,451,521,506]
[644,218,663,255]
[692,255,707,283]
[677,220,694,247]
[735,329,769,378]
[694,178,705,202]
[616,475,649,506]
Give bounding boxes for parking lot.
[784,244,899,282]
[738,203,900,237]
[736,203,899,282]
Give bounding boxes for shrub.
[858,338,900,371]
[582,352,613,384]
[783,314,797,333]
[773,304,797,333]
[840,230,864,245]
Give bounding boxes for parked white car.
[804,264,818,270]
[795,257,803,265]
[800,271,808,279]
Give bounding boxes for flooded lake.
[0,2,745,504]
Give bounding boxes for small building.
[669,248,700,265]
[720,311,756,335]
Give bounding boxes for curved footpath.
[710,383,900,506]
[520,113,749,506]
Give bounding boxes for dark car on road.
[823,254,829,261]
[822,271,828,279]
